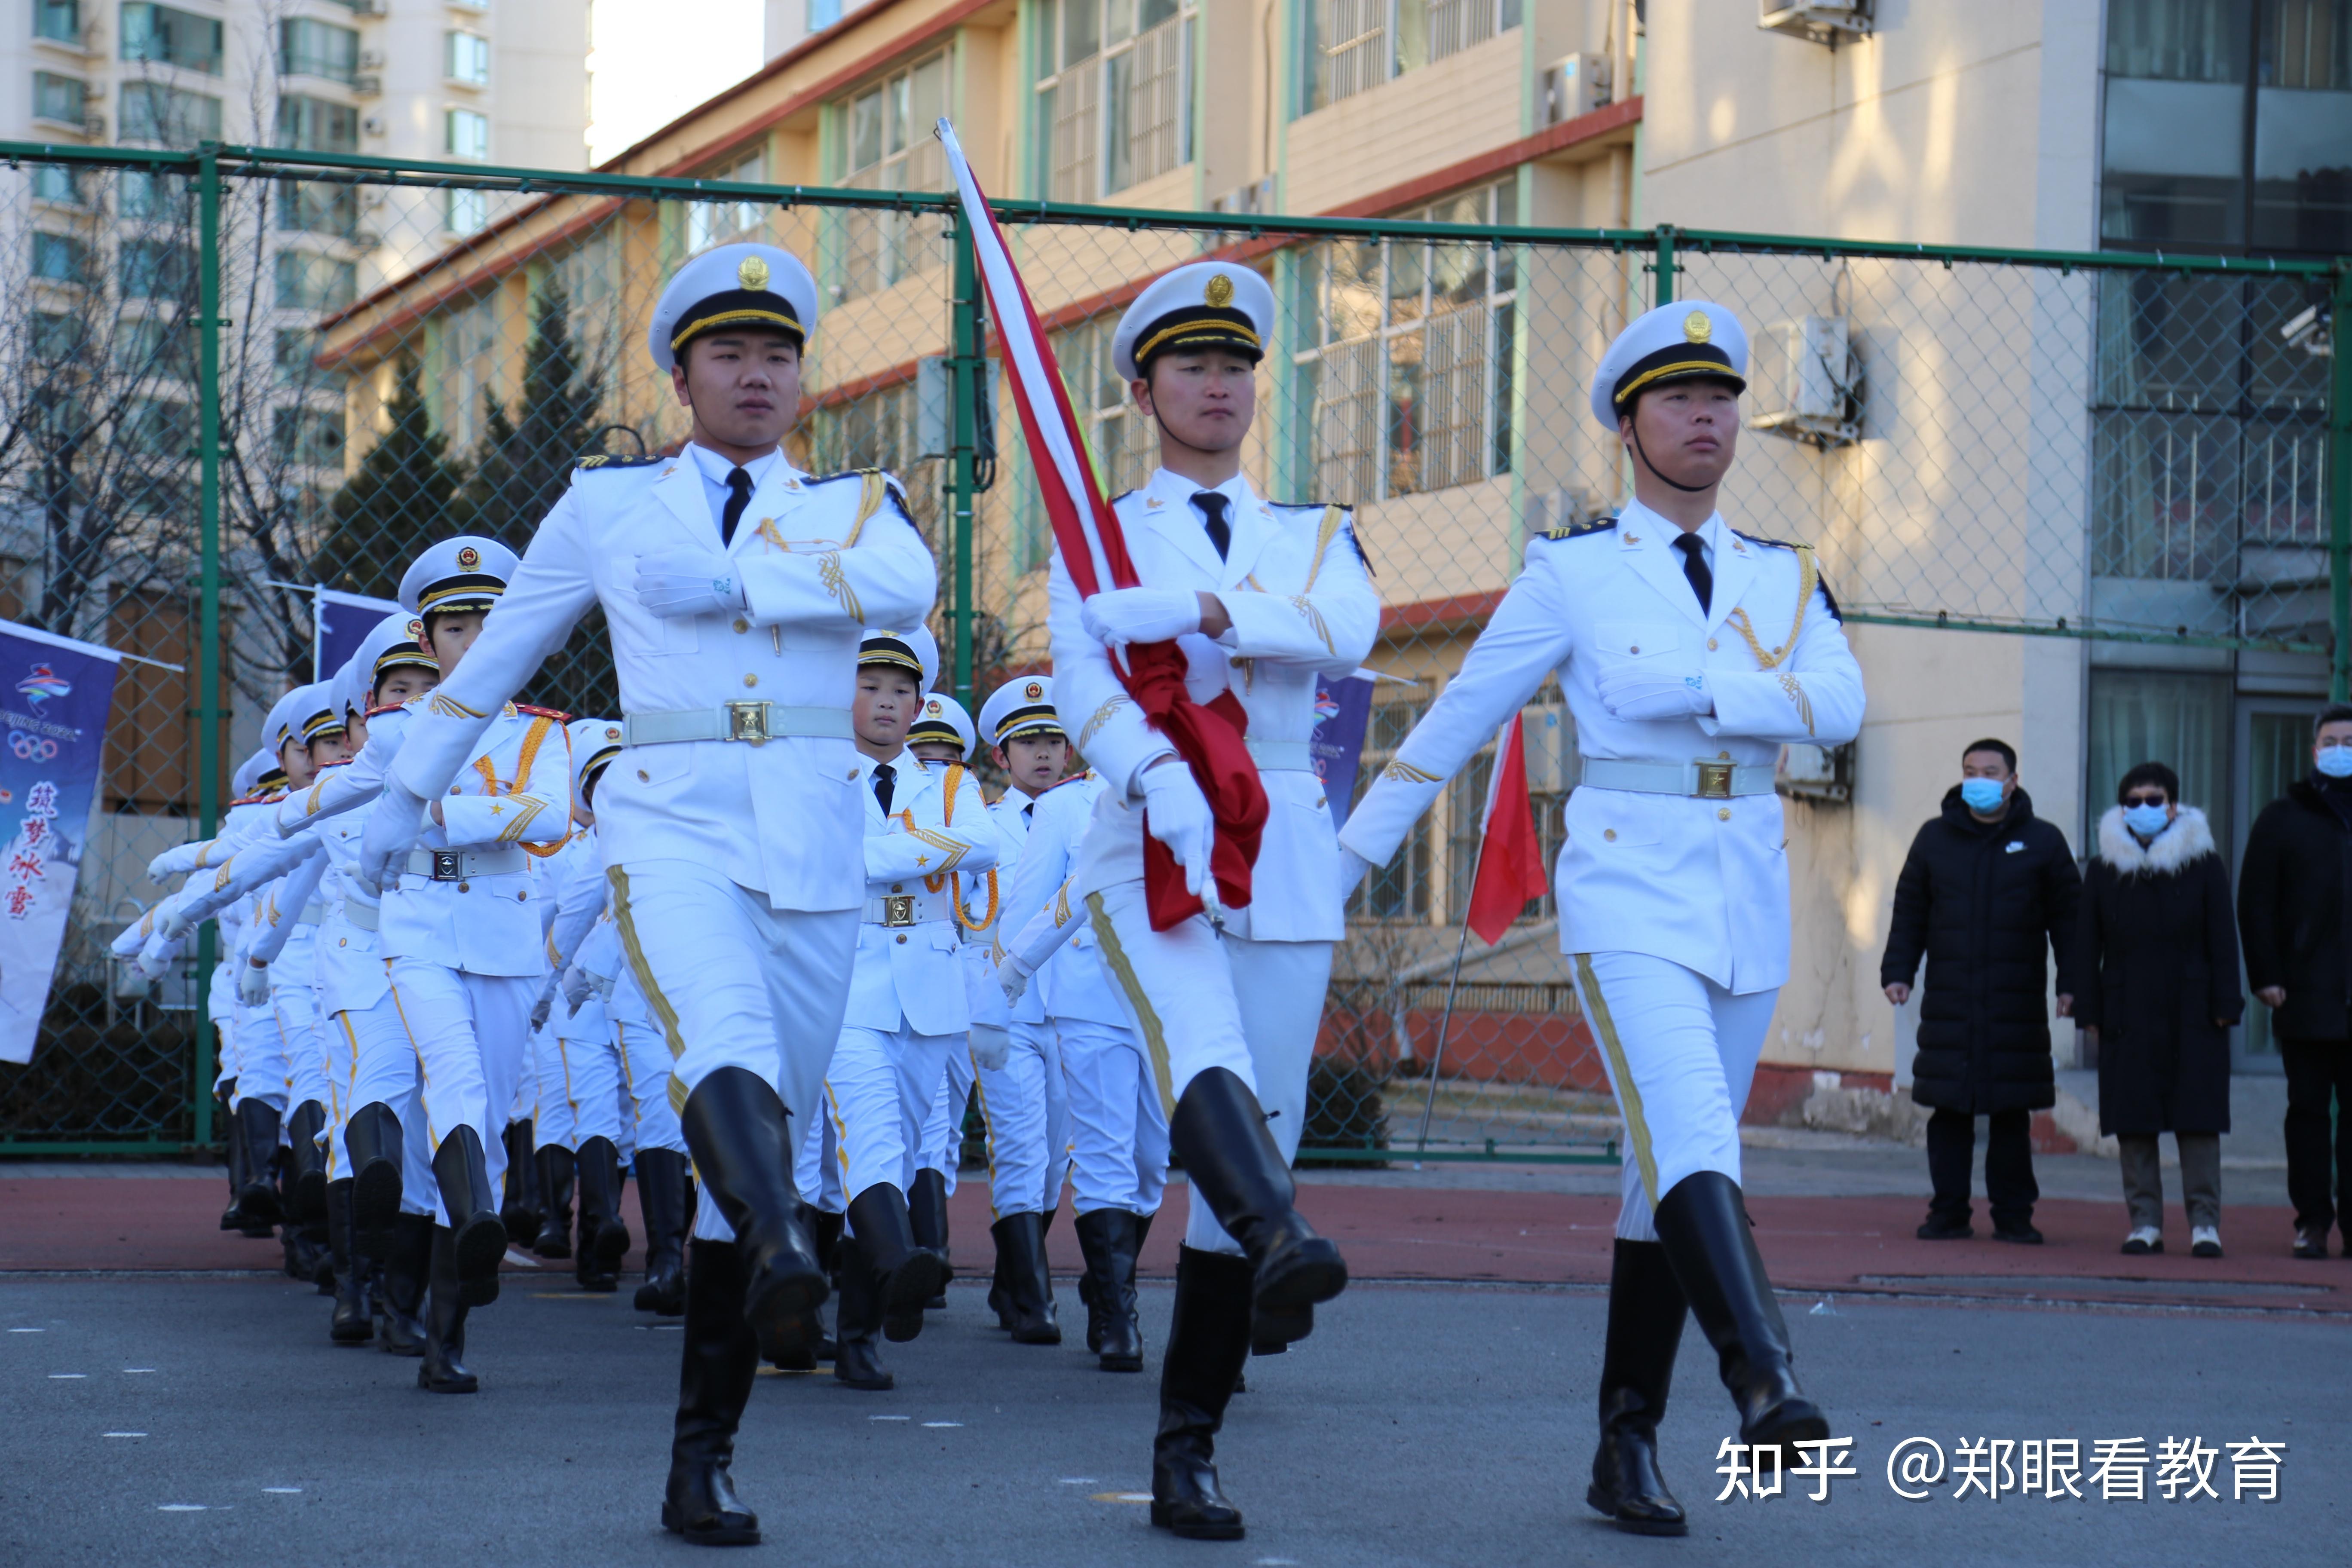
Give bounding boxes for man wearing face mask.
[2238,705,2352,1260]
[1880,738,2083,1244]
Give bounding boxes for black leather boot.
[500,1118,542,1242]
[327,1179,373,1344]
[430,1126,507,1306]
[909,1167,953,1309]
[662,1240,763,1545]
[1167,1069,1345,1344]
[1074,1209,1145,1368]
[233,1099,284,1227]
[677,1067,829,1365]
[375,1211,432,1357]
[285,1100,329,1224]
[1652,1172,1828,1455]
[218,1079,245,1231]
[344,1100,404,1245]
[417,1225,478,1393]
[846,1184,949,1343]
[989,1211,1063,1347]
[1586,1239,1689,1535]
[831,1232,894,1391]
[533,1144,576,1259]
[634,1148,691,1316]
[574,1136,631,1292]
[1150,1246,1254,1540]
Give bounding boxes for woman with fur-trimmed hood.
[2075,761,2242,1259]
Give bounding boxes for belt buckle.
[429,850,464,881]
[726,700,770,746]
[1695,760,1734,800]
[881,894,916,928]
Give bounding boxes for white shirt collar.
[1148,466,1254,514]
[685,441,785,487]
[854,745,911,782]
[1618,497,1724,562]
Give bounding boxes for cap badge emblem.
[1204,273,1235,309]
[604,726,621,740]
[456,545,481,569]
[407,619,425,639]
[927,701,941,715]
[1025,681,1043,700]
[738,256,771,291]
[1684,310,1712,343]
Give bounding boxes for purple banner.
[1310,672,1375,831]
[315,588,402,683]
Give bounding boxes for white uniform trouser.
[919,1046,975,1194]
[615,1014,688,1155]
[230,997,288,1115]
[541,1013,625,1150]
[386,959,535,1225]
[330,991,435,1212]
[1084,879,1332,1257]
[604,861,858,1244]
[1059,1016,1169,1215]
[794,1099,845,1213]
[973,1020,1072,1218]
[278,983,331,1119]
[209,965,238,1091]
[1567,949,1777,1243]
[530,1023,572,1149]
[826,1023,957,1215]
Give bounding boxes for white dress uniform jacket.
[842,751,997,1037]
[379,457,937,909]
[1003,772,1131,1029]
[1047,468,1377,939]
[1339,500,1865,993]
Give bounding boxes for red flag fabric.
[937,119,1265,928]
[1464,715,1551,946]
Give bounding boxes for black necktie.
[720,466,754,547]
[1194,492,1231,560]
[1023,801,1035,823]
[1673,533,1712,616]
[871,762,894,815]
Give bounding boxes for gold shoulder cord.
[1723,544,1818,671]
[842,469,886,549]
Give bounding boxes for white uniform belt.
[862,890,956,928]
[1580,757,1776,799]
[1245,738,1315,772]
[340,900,378,932]
[404,846,528,881]
[292,901,327,927]
[622,703,853,747]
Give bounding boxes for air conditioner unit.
[352,74,383,97]
[359,48,387,68]
[1758,1,1873,45]
[361,114,387,136]
[1541,53,1612,126]
[82,113,106,139]
[350,0,389,17]
[1776,741,1854,803]
[1748,315,1860,448]
[914,355,1002,461]
[1523,485,1598,539]
[1209,177,1275,217]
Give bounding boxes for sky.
[587,0,769,167]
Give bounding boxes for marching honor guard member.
[1047,261,1377,1538]
[349,242,936,1544]
[904,689,984,1310]
[1339,301,1865,1534]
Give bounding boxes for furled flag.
[1464,714,1551,945]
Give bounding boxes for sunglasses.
[2122,792,2168,808]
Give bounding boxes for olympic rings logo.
[9,731,58,763]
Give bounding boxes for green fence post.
[949,206,980,711]
[1653,224,1676,308]
[192,146,224,1148]
[2332,260,2352,704]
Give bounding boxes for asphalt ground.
[1,1265,2342,1568]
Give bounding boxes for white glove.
[358,775,431,894]
[968,1023,1012,1073]
[1139,759,1216,897]
[562,965,596,1014]
[157,893,197,942]
[1338,848,1376,904]
[1595,664,1712,721]
[147,845,195,884]
[136,931,181,981]
[238,959,270,1007]
[634,549,747,620]
[529,990,553,1032]
[998,950,1034,1008]
[1081,587,1203,648]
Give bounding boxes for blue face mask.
[2320,746,2352,780]
[1959,777,2006,813]
[2123,802,2170,838]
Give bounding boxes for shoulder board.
[1108,488,1139,506]
[1042,771,1096,794]
[515,704,570,723]
[1272,499,1351,516]
[573,452,664,471]
[316,757,355,772]
[807,466,896,488]
[1730,531,1843,621]
[226,792,267,808]
[364,702,407,720]
[1534,516,1618,543]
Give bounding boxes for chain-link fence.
[0,142,2342,1160]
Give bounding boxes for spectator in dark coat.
[2237,703,2352,1260]
[1881,738,2082,1244]
[2074,762,2239,1259]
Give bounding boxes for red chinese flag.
[1464,714,1551,946]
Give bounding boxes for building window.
[32,70,84,126]
[1348,695,1432,919]
[113,316,193,381]
[119,82,224,144]
[35,0,79,45]
[446,107,490,160]
[273,327,323,387]
[121,397,193,460]
[119,168,187,219]
[31,163,83,205]
[121,238,193,299]
[31,231,92,286]
[834,52,948,300]
[447,188,489,235]
[277,180,360,238]
[278,94,359,153]
[280,18,360,83]
[274,251,358,311]
[2102,0,2352,255]
[1038,0,1192,200]
[120,3,224,75]
[445,30,490,87]
[1292,181,1516,505]
[1298,0,1520,114]
[273,406,345,469]
[687,148,767,253]
[34,311,84,358]
[809,0,842,27]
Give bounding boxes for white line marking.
[104,1432,145,1439]
[262,1487,302,1494]
[1057,1477,1098,1485]
[123,1368,158,1374]
[921,1421,962,1428]
[49,1372,85,1379]
[869,1415,910,1421]
[9,1326,44,1332]
[156,1504,207,1512]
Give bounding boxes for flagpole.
[1414,820,1490,1160]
